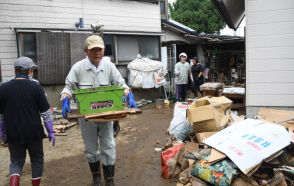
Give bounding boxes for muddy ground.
[0,104,178,186]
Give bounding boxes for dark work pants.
[176,84,187,101]
[8,140,44,178]
[193,79,203,98]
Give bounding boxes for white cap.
[179,52,187,58]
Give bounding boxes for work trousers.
[8,140,44,178]
[79,118,116,165]
[176,84,187,101]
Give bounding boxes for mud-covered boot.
[89,161,101,186]
[102,165,115,186]
[10,174,20,186]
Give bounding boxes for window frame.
[103,34,116,62]
[116,35,161,64]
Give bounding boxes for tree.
[169,0,225,34]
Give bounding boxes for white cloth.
[223,87,245,95]
[127,57,167,88]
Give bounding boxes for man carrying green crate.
[60,35,130,186]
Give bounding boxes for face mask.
[29,73,33,80]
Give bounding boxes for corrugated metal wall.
[70,33,91,66]
[36,32,71,85]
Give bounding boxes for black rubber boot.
[89,162,101,186]
[102,165,115,186]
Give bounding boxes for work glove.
[62,96,71,119]
[127,92,137,108]
[0,116,6,141]
[44,120,55,146]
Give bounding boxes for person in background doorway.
[217,68,227,84]
[203,67,210,83]
[191,57,204,98]
[174,52,190,101]
[0,57,55,186]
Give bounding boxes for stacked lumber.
[53,119,77,136]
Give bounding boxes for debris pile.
[136,99,153,108]
[51,107,77,136]
[162,98,294,186]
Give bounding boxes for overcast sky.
[167,0,245,36]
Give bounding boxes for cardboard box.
[196,132,216,143]
[187,96,232,133]
[258,108,294,127]
[203,119,292,175]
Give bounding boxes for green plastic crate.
[73,85,124,115]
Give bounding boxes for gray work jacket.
[61,57,128,97]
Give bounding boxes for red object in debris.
[161,143,185,179]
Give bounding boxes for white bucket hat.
[179,52,187,58]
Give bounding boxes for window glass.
[117,36,139,62]
[103,35,114,61]
[139,37,160,59]
[117,36,160,62]
[160,1,166,15]
[19,33,37,62]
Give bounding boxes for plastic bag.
[168,103,192,141]
[161,143,185,179]
[191,159,239,186]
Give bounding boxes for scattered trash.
[204,119,292,175]
[155,99,164,109]
[136,99,152,108]
[191,159,239,186]
[155,148,162,152]
[168,102,192,141]
[161,102,294,186]
[164,99,170,108]
[161,143,185,179]
[187,96,232,133]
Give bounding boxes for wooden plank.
[87,115,127,122]
[258,108,294,125]
[68,108,142,121]
[55,133,67,136]
[128,108,142,114]
[85,110,129,119]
